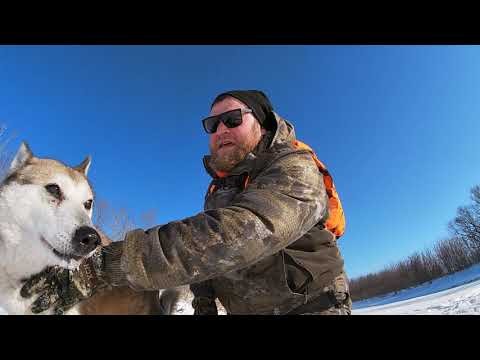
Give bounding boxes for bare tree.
[140,209,157,229]
[351,184,480,302]
[434,236,473,274]
[93,199,133,241]
[93,199,158,242]
[449,186,480,258]
[0,125,15,180]
[93,199,110,231]
[421,248,445,280]
[350,236,477,302]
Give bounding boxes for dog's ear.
[9,141,33,173]
[75,155,91,176]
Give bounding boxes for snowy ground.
[171,288,226,315]
[2,264,480,315]
[353,277,480,314]
[352,263,480,315]
[174,264,480,315]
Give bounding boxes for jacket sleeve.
[105,151,328,291]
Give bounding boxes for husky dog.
[0,142,178,315]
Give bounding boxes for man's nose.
[215,121,230,135]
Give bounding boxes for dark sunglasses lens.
[203,116,220,134]
[202,109,243,134]
[223,110,243,128]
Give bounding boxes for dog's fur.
[0,142,178,315]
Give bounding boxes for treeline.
[350,185,480,301]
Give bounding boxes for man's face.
[209,97,266,173]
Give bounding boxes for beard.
[209,124,262,173]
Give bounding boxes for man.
[22,90,351,315]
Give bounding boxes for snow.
[353,278,480,314]
[2,263,480,315]
[173,265,480,315]
[171,289,195,315]
[352,263,480,315]
[171,289,227,315]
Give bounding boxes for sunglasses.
[202,108,253,134]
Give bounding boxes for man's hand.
[20,249,108,314]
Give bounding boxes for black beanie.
[211,90,274,128]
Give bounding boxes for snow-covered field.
[352,263,480,315]
[2,264,480,315]
[175,264,480,315]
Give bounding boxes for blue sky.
[1,45,479,279]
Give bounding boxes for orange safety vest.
[292,140,346,238]
[207,140,346,238]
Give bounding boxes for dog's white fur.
[0,142,95,314]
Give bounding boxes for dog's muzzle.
[72,226,101,255]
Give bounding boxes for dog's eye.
[84,200,93,210]
[45,183,62,200]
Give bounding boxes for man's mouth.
[40,236,83,262]
[218,140,235,150]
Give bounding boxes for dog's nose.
[73,226,101,253]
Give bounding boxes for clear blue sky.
[1,45,479,279]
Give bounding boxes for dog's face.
[3,142,100,269]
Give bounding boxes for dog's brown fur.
[78,229,177,315]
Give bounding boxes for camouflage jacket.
[107,113,345,315]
